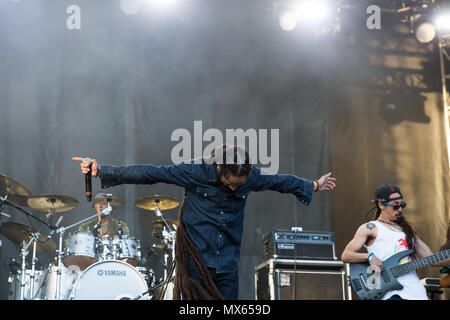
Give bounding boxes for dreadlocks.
[169,199,224,300]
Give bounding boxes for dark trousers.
[187,260,239,300]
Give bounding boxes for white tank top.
[365,220,428,300]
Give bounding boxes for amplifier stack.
[255,227,351,300]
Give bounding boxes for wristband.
[368,253,375,263]
[313,181,319,192]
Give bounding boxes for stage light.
[435,13,450,31]
[277,0,332,32]
[295,1,330,24]
[279,11,298,32]
[415,21,436,43]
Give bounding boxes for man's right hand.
[72,157,100,177]
[369,255,383,274]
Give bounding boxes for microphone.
[93,205,112,229]
[100,204,112,216]
[48,216,63,239]
[85,163,92,202]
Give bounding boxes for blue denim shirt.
[99,160,314,273]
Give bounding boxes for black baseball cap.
[374,184,403,203]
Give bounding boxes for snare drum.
[70,260,149,300]
[64,231,98,270]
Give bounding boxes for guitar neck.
[391,249,450,277]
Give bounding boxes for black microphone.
[85,163,92,202]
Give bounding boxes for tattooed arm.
[341,222,381,271]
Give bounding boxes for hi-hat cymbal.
[150,219,178,229]
[27,194,78,213]
[135,195,180,211]
[0,222,57,252]
[94,195,124,207]
[0,173,33,207]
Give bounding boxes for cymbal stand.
[19,233,37,300]
[28,232,39,300]
[46,205,56,219]
[154,206,174,231]
[53,212,100,300]
[154,206,176,282]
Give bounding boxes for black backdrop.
[0,0,448,300]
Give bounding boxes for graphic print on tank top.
[395,238,412,265]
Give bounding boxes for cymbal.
[135,195,180,211]
[0,222,57,252]
[27,194,78,213]
[94,195,124,207]
[150,219,178,229]
[0,173,33,207]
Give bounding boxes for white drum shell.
[40,264,80,300]
[8,270,45,300]
[64,232,98,270]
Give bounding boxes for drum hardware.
[52,211,103,300]
[98,235,113,261]
[134,274,174,300]
[0,191,61,300]
[19,233,38,299]
[0,222,57,300]
[156,209,176,283]
[137,195,179,285]
[151,219,178,229]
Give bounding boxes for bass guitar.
[349,249,450,300]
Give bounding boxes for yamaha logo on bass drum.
[97,269,127,277]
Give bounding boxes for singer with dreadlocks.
[72,145,336,299]
[341,184,450,300]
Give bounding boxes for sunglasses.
[383,201,407,210]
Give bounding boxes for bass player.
[341,184,450,300]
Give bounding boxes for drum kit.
[0,173,180,300]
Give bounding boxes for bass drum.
[70,260,149,300]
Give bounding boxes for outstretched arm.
[72,157,193,188]
[250,168,336,205]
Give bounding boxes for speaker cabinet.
[255,259,352,300]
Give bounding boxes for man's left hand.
[317,172,336,192]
